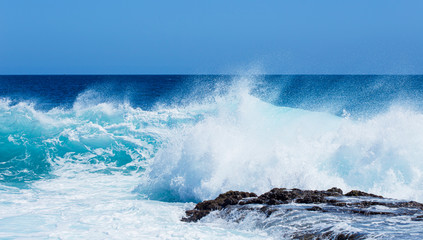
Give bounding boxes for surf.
[137,83,423,203]
[2,76,423,204]
[2,75,423,239]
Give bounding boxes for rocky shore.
[182,188,423,239]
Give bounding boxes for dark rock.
[307,206,323,211]
[333,202,347,207]
[320,231,366,240]
[344,190,383,198]
[183,191,257,222]
[256,188,343,205]
[294,231,366,240]
[181,187,423,223]
[259,206,277,217]
[181,210,210,222]
[327,187,343,195]
[181,187,423,239]
[393,201,423,210]
[350,209,395,216]
[239,197,264,205]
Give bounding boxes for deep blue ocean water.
[2,75,423,114]
[1,75,423,239]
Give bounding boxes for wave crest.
[2,78,423,203]
[137,93,423,202]
[0,96,189,183]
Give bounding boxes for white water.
[2,79,423,238]
[0,169,268,239]
[140,90,423,203]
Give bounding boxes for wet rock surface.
[182,188,423,223]
[181,191,257,222]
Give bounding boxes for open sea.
[1,75,423,239]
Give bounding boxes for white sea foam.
[139,82,423,203]
[0,170,268,239]
[2,77,423,238]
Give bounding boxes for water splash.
[137,82,423,202]
[2,76,423,203]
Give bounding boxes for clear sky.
[1,0,422,74]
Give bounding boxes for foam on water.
[139,79,423,203]
[1,76,423,238]
[0,169,268,239]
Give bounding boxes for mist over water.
[1,75,423,238]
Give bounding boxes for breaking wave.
[2,77,423,204]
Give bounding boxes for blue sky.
[0,0,422,74]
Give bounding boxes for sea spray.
[2,77,423,202]
[2,75,423,238]
[137,79,423,202]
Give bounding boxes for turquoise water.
[1,75,423,238]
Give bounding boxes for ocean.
[1,75,423,239]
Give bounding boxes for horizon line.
[1,73,423,76]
